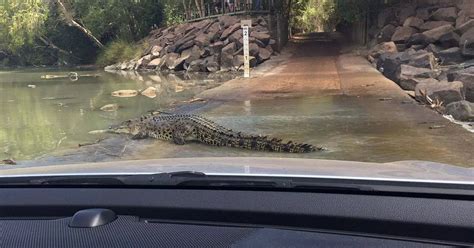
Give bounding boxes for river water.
[0,69,229,160]
[1,69,473,167]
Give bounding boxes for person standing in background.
[213,0,222,14]
[254,0,261,10]
[235,0,241,11]
[245,0,252,11]
[226,0,235,12]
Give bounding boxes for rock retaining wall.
[367,0,474,121]
[105,15,276,73]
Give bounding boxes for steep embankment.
[366,0,474,122]
[105,15,276,73]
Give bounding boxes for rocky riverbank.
[105,15,276,73]
[367,0,474,122]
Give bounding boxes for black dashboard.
[0,187,472,247]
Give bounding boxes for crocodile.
[108,112,322,153]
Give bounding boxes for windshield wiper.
[1,172,472,196]
[2,171,369,192]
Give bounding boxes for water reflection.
[0,69,230,160]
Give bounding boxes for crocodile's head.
[108,120,140,135]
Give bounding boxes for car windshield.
[0,0,473,182]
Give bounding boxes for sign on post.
[241,20,252,78]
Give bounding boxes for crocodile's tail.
[226,134,323,153]
[210,133,324,153]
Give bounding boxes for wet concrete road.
[192,40,474,167]
[4,38,474,169]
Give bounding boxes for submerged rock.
[141,87,157,98]
[111,90,138,98]
[100,104,119,112]
[445,100,474,121]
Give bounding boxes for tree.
[0,0,48,52]
[54,0,104,48]
[288,0,387,34]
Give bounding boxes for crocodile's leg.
[131,132,148,140]
[171,124,194,145]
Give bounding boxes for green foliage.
[162,0,184,26]
[96,40,143,66]
[290,0,387,33]
[291,0,337,33]
[0,0,48,52]
[334,0,369,23]
[72,0,165,43]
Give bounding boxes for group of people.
[211,0,262,15]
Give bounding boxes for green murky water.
[0,69,227,160]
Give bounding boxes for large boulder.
[209,41,224,55]
[165,53,186,70]
[232,55,257,69]
[203,56,220,72]
[146,58,162,69]
[457,19,474,34]
[182,45,203,64]
[456,8,474,27]
[406,33,429,47]
[416,7,432,21]
[378,24,397,42]
[250,31,271,45]
[398,64,438,85]
[186,59,206,72]
[407,52,437,69]
[449,70,474,101]
[218,15,239,29]
[438,31,460,48]
[397,5,416,24]
[430,7,458,22]
[400,77,439,91]
[221,42,237,56]
[460,27,474,56]
[134,55,152,70]
[220,42,236,70]
[257,47,272,63]
[403,17,424,29]
[391,26,417,43]
[368,41,398,59]
[445,101,474,121]
[174,34,196,52]
[249,43,260,57]
[376,50,422,81]
[228,31,243,47]
[422,24,455,43]
[425,43,442,55]
[150,45,162,57]
[415,81,465,104]
[220,23,241,40]
[437,47,463,65]
[175,39,195,53]
[194,33,211,47]
[376,53,407,81]
[419,21,453,32]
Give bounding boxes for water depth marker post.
[241,20,252,78]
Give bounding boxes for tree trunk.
[37,35,76,58]
[55,0,104,48]
[182,0,191,19]
[194,0,204,18]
